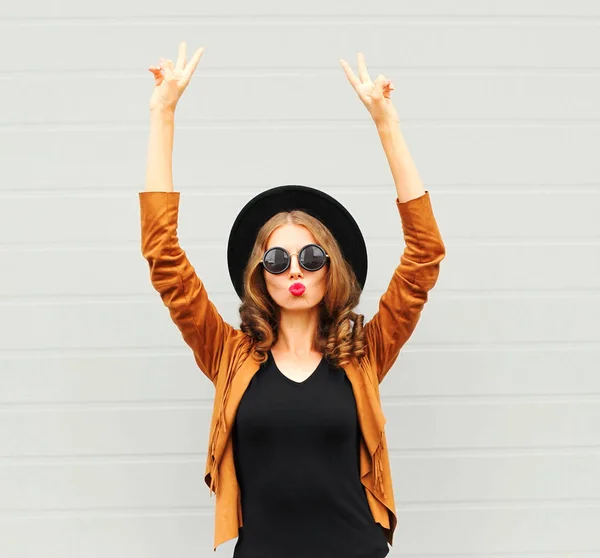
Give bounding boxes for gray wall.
[1,1,599,556]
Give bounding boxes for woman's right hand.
[148,41,205,113]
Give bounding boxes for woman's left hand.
[340,53,399,127]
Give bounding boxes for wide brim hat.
[227,185,368,300]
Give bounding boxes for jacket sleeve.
[363,191,446,384]
[139,191,237,385]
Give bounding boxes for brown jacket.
[139,189,446,552]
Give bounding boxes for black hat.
[227,185,368,300]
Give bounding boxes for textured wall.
[1,1,599,556]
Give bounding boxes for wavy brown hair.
[238,210,367,368]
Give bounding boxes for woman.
[141,41,445,557]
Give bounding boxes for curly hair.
[238,209,367,368]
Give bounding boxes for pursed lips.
[289,282,306,296]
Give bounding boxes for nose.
[288,253,303,278]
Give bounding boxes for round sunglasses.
[261,243,329,274]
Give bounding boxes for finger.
[383,79,394,98]
[339,59,361,92]
[148,67,164,86]
[176,41,187,72]
[161,58,174,81]
[357,52,372,83]
[184,47,205,80]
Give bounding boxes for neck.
[274,306,321,356]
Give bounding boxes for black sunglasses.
[262,243,330,274]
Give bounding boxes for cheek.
[264,272,285,294]
[315,271,328,293]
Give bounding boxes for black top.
[232,349,389,558]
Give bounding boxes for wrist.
[375,117,400,134]
[150,107,176,122]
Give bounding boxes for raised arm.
[141,42,239,384]
[363,192,445,382]
[140,191,239,384]
[341,52,446,382]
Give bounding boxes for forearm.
[376,119,426,204]
[145,109,176,193]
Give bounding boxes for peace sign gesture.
[148,41,205,113]
[340,53,399,126]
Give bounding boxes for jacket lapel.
[342,361,386,457]
[209,352,263,468]
[223,353,262,432]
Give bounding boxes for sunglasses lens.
[263,247,289,273]
[300,245,327,271]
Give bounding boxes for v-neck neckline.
[268,350,325,385]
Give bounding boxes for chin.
[274,292,319,309]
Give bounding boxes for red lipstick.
[289,282,306,296]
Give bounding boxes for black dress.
[232,349,390,558]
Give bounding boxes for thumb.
[372,75,386,99]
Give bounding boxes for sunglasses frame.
[261,243,330,274]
